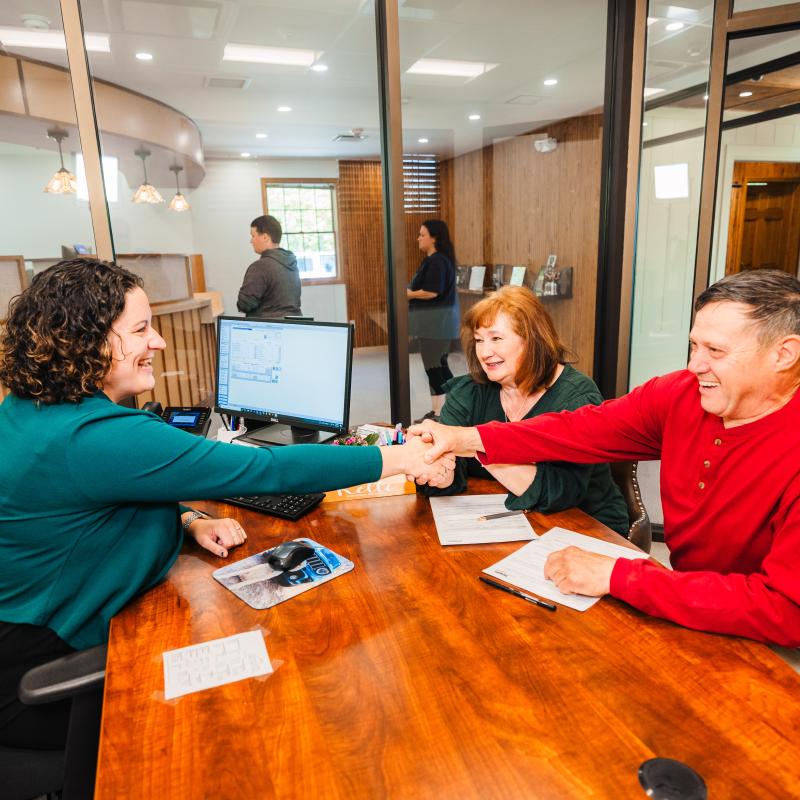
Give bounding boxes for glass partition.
[0,0,96,324]
[398,0,609,421]
[77,0,391,421]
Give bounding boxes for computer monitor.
[215,316,353,445]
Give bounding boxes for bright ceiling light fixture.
[277,106,292,112]
[647,17,658,25]
[665,21,685,31]
[406,58,498,79]
[543,78,558,86]
[739,90,753,97]
[223,43,317,66]
[468,113,481,120]
[255,133,267,139]
[643,87,665,98]
[0,26,109,52]
[43,128,77,195]
[241,152,251,158]
[132,147,164,204]
[311,63,328,72]
[418,137,429,144]
[168,165,190,212]
[135,52,153,61]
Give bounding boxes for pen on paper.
[478,509,527,522]
[479,576,557,611]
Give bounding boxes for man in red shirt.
[410,270,800,646]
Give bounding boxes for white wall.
[190,158,347,322]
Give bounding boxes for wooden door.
[726,161,800,276]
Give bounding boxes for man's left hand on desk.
[544,546,615,597]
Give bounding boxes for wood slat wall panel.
[439,114,604,374]
[338,161,388,347]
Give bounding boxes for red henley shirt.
[476,369,800,646]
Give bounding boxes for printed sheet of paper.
[163,630,273,700]
[483,526,649,611]
[429,494,536,545]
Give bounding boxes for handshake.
[392,419,484,488]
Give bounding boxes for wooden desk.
[95,482,800,798]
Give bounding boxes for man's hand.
[400,434,456,485]
[406,420,484,462]
[544,546,615,596]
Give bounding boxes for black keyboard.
[223,492,325,521]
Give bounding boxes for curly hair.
[0,258,143,404]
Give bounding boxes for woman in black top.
[407,219,460,422]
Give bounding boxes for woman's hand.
[187,516,247,558]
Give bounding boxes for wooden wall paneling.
[338,161,388,347]
[439,159,455,243]
[201,323,217,402]
[181,309,200,403]
[450,150,485,265]
[189,254,206,292]
[173,311,191,405]
[157,314,181,404]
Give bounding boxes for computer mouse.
[267,541,315,572]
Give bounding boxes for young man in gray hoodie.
[237,215,302,318]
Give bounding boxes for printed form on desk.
[429,494,536,545]
[163,630,273,700]
[483,527,649,611]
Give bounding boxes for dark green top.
[419,366,629,536]
[0,392,381,649]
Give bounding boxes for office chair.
[609,461,652,553]
[0,643,107,800]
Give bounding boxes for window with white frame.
[263,180,338,280]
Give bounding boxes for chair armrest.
[19,644,108,705]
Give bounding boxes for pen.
[479,576,557,612]
[478,509,527,522]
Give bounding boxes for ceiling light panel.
[121,1,219,39]
[0,27,110,52]
[223,44,319,66]
[406,58,498,78]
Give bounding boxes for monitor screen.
[215,317,353,445]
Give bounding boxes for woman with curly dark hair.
[0,258,452,751]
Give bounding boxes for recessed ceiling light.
[277,105,292,112]
[703,94,709,100]
[468,113,481,120]
[642,121,649,126]
[406,58,498,78]
[135,52,153,61]
[739,90,753,97]
[240,152,251,158]
[418,138,429,144]
[223,43,318,66]
[0,26,109,52]
[643,87,665,98]
[647,16,657,25]
[688,48,702,57]
[665,21,684,31]
[255,133,267,139]
[311,63,328,72]
[543,78,558,86]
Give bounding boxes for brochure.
[213,538,353,610]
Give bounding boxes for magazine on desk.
[213,538,353,609]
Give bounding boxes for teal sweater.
[0,393,381,649]
[419,367,629,536]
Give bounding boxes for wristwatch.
[181,510,205,533]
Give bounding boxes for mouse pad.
[212,538,354,610]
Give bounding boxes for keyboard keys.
[222,493,324,521]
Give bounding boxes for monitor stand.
[238,423,336,447]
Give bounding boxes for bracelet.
[181,510,205,534]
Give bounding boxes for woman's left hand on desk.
[187,517,248,558]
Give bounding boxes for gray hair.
[695,269,800,345]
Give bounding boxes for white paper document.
[429,494,536,545]
[163,630,273,700]
[483,526,650,611]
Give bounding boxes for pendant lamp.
[168,165,190,212]
[132,147,164,204]
[43,128,78,194]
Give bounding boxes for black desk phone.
[141,401,212,437]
